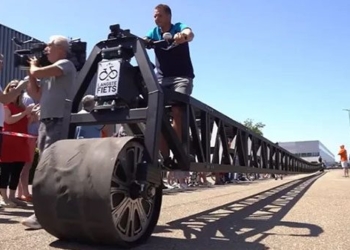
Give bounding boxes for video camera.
[12,37,87,71]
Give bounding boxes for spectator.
[338,145,349,177]
[17,90,40,202]
[0,80,33,207]
[318,156,323,163]
[115,125,127,137]
[0,54,27,102]
[75,95,112,139]
[21,35,77,229]
[0,54,29,209]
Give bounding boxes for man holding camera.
[21,35,77,229]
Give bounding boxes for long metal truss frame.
[61,25,320,185]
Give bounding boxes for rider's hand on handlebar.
[173,32,187,44]
[143,37,177,50]
[143,37,151,43]
[143,37,153,49]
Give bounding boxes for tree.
[243,118,266,136]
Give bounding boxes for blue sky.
[1,0,349,158]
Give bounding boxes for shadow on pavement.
[150,172,325,250]
[49,173,325,250]
[0,207,35,224]
[0,218,18,224]
[0,212,33,224]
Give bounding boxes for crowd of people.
[0,77,38,208]
[0,32,78,230]
[0,3,195,231]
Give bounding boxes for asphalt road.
[0,170,348,250]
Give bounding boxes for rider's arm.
[176,22,194,42]
[145,28,156,40]
[143,28,157,49]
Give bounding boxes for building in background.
[0,23,42,88]
[278,140,336,166]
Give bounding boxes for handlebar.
[144,39,178,51]
[106,25,181,51]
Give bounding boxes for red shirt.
[0,103,34,162]
[3,103,28,133]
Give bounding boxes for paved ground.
[0,169,348,250]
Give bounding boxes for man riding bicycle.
[145,4,195,165]
[144,4,195,189]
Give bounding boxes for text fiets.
[95,60,121,97]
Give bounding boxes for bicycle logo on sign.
[98,63,118,81]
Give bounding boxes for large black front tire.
[32,137,162,248]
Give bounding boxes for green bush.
[29,148,40,185]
